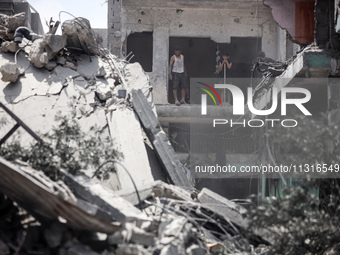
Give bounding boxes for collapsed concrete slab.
[0,45,164,191]
[0,157,121,234]
[61,171,150,224]
[106,106,155,190]
[198,188,274,245]
[132,89,191,188]
[115,180,193,206]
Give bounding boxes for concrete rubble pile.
[0,157,270,255]
[0,12,26,41]
[0,12,271,255]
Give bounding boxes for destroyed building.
[106,0,340,199]
[0,0,340,254]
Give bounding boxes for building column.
[108,0,122,56]
[150,27,169,104]
[276,24,287,61]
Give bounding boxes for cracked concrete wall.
[0,48,156,191]
[109,3,281,104]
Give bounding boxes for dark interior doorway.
[127,32,153,72]
[168,36,262,103]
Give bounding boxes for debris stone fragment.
[0,62,24,82]
[0,12,26,40]
[0,41,19,53]
[62,17,99,55]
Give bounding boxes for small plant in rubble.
[248,180,340,255]
[0,113,120,181]
[247,115,340,254]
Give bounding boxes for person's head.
[258,51,265,59]
[174,45,182,56]
[222,52,230,60]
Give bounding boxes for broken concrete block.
[160,243,185,255]
[64,61,77,71]
[197,188,247,227]
[186,244,207,255]
[44,60,57,71]
[108,222,155,247]
[95,82,112,101]
[7,12,26,31]
[61,171,150,224]
[43,34,67,60]
[116,244,150,255]
[0,62,24,82]
[1,41,19,53]
[62,17,99,55]
[0,158,121,234]
[40,52,49,65]
[57,56,67,65]
[96,66,107,77]
[115,180,193,206]
[197,188,274,244]
[29,39,47,68]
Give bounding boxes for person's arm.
[218,61,223,72]
[219,59,232,71]
[226,59,232,69]
[169,56,174,80]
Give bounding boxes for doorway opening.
[168,36,262,103]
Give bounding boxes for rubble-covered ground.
[1,10,339,255]
[0,11,274,255]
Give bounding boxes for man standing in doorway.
[169,46,187,106]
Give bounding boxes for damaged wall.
[108,1,289,104]
[0,39,158,192]
[264,0,315,45]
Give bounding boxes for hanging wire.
[92,159,143,211]
[14,43,32,71]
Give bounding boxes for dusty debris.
[28,38,48,68]
[62,17,99,56]
[0,62,24,82]
[57,55,67,65]
[42,33,67,60]
[0,12,26,40]
[198,188,274,245]
[116,180,194,206]
[0,10,275,255]
[96,66,107,77]
[44,60,57,70]
[0,41,19,53]
[0,154,271,255]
